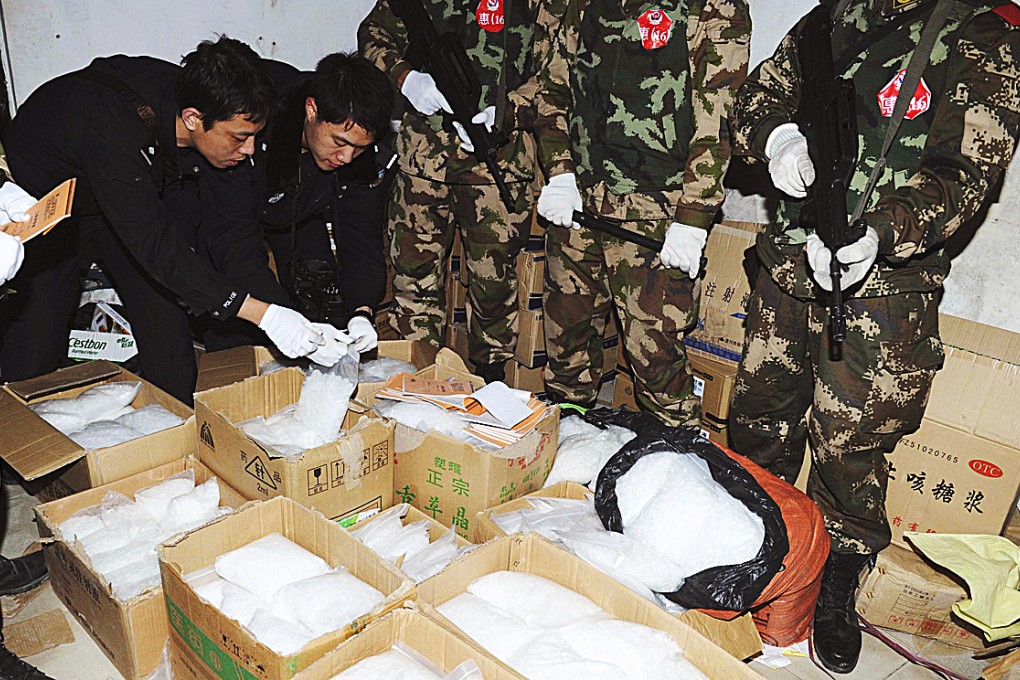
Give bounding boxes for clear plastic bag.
[401,527,461,583]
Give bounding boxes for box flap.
[940,314,1020,366]
[0,387,86,480]
[5,361,121,401]
[195,346,276,394]
[434,348,472,375]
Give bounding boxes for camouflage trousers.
[387,171,532,367]
[729,271,944,555]
[543,219,701,427]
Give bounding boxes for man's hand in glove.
[401,70,452,117]
[766,123,816,199]
[346,315,378,353]
[307,323,352,367]
[257,304,325,359]
[452,105,496,153]
[659,223,707,279]
[806,227,880,291]
[0,181,37,224]
[0,231,24,285]
[537,173,582,229]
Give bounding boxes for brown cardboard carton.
[685,221,762,363]
[160,496,415,680]
[194,346,278,394]
[417,534,765,674]
[292,608,521,679]
[516,250,545,311]
[689,352,738,422]
[445,322,470,367]
[473,482,764,660]
[0,360,195,499]
[505,360,546,395]
[700,413,730,448]
[34,457,246,679]
[886,315,1020,544]
[513,308,546,368]
[857,544,983,649]
[194,368,395,524]
[613,371,639,411]
[356,340,439,399]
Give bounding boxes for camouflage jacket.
[535,0,750,227]
[732,0,1020,299]
[358,0,565,198]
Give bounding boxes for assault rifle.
[390,0,515,211]
[796,5,867,359]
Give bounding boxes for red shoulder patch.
[993,4,1020,27]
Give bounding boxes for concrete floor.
[0,465,993,680]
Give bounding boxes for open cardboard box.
[160,496,415,680]
[0,360,195,499]
[292,608,521,679]
[473,481,764,660]
[195,367,395,524]
[34,457,245,679]
[417,534,765,678]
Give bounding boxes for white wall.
[2,0,1016,332]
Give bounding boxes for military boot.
[0,645,55,680]
[812,551,872,674]
[0,554,47,597]
[474,360,508,385]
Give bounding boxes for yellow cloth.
[907,532,1020,641]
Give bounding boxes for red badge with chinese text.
[877,68,932,120]
[476,0,504,32]
[636,9,673,50]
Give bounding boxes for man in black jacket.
[0,37,349,404]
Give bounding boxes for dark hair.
[307,52,394,141]
[175,35,278,131]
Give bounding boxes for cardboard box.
[700,413,730,448]
[417,534,765,674]
[292,608,520,679]
[689,352,738,422]
[513,308,546,368]
[0,360,195,499]
[194,367,395,524]
[857,543,983,649]
[505,360,546,395]
[160,497,415,680]
[516,250,545,311]
[886,315,1020,544]
[388,354,559,539]
[613,371,639,411]
[34,457,247,679]
[473,482,764,661]
[445,322,470,367]
[685,221,762,363]
[195,345,278,394]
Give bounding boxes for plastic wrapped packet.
[69,420,146,449]
[161,477,221,534]
[373,400,482,445]
[556,529,686,594]
[544,417,637,488]
[508,636,625,680]
[358,357,418,384]
[331,642,484,680]
[467,571,605,629]
[245,608,317,656]
[117,404,185,435]
[35,410,87,435]
[31,381,142,423]
[436,593,542,664]
[218,581,263,627]
[400,527,462,583]
[296,352,358,444]
[214,533,329,599]
[57,508,104,542]
[270,568,385,637]
[133,471,195,523]
[239,406,327,457]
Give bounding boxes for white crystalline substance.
[162,478,221,534]
[372,401,474,442]
[558,529,686,593]
[240,407,327,457]
[133,472,196,522]
[558,618,707,680]
[332,649,442,680]
[245,608,317,656]
[108,553,162,600]
[31,381,141,423]
[215,533,329,600]
[117,404,185,435]
[293,367,356,444]
[57,511,104,542]
[36,411,87,435]
[358,357,418,384]
[617,452,765,578]
[194,578,227,609]
[437,593,542,663]
[218,582,263,627]
[69,420,146,449]
[544,418,637,488]
[467,571,605,629]
[400,528,461,583]
[509,636,627,680]
[354,515,430,564]
[271,569,385,637]
[490,497,604,543]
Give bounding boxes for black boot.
[0,554,47,597]
[812,551,871,674]
[474,360,508,385]
[0,645,55,680]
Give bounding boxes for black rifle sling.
[494,0,513,136]
[832,4,936,75]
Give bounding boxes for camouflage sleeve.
[357,0,414,88]
[504,0,567,132]
[532,0,578,178]
[675,0,751,228]
[729,32,803,163]
[869,11,1020,262]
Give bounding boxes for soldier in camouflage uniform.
[358,0,564,383]
[533,0,751,425]
[728,0,1020,671]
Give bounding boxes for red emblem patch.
[993,4,1020,27]
[636,9,673,50]
[476,0,504,33]
[877,68,932,120]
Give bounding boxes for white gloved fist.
[401,70,452,117]
[766,123,816,199]
[0,181,37,224]
[258,304,324,359]
[346,315,378,353]
[806,226,880,292]
[537,173,583,229]
[306,323,352,367]
[659,223,708,278]
[0,231,25,285]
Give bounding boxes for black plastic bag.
[587,408,789,612]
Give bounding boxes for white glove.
[452,105,497,153]
[659,223,708,278]
[401,70,452,117]
[805,227,880,292]
[0,181,37,223]
[258,304,324,359]
[537,173,583,229]
[0,231,25,285]
[306,323,352,367]
[346,315,379,353]
[766,123,816,199]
